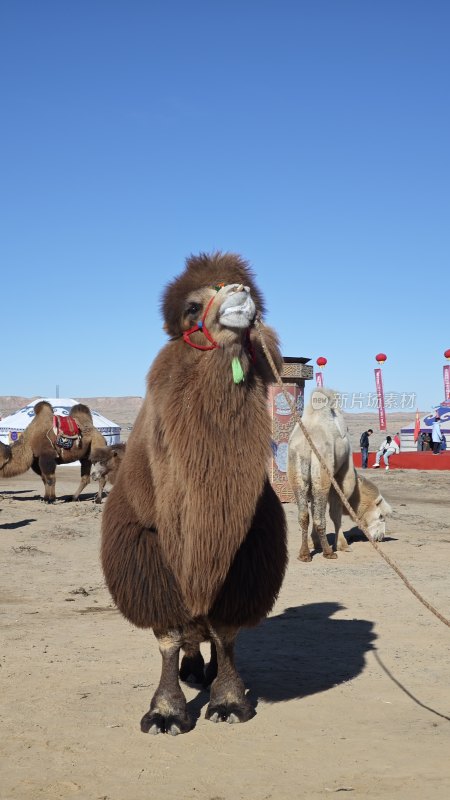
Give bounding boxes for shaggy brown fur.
[101,252,287,734]
[90,443,126,504]
[0,401,107,502]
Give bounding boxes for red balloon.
[316,356,327,368]
[375,353,387,365]
[444,349,450,360]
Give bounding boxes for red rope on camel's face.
[182,294,219,350]
[181,284,256,367]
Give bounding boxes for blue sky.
[1,0,449,412]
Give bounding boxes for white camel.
[288,388,392,562]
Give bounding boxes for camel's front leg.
[38,454,57,503]
[72,458,91,501]
[311,494,336,559]
[205,624,254,724]
[94,475,107,504]
[329,489,351,552]
[141,629,191,735]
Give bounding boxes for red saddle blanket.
[52,415,81,438]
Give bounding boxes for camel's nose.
[231,284,249,294]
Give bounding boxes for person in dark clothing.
[360,428,373,468]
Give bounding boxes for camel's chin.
[219,300,256,330]
[219,312,253,329]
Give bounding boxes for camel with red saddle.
[0,401,107,502]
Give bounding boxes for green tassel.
[232,356,245,384]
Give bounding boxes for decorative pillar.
[268,357,313,502]
[374,353,387,431]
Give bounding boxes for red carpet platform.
[353,452,450,471]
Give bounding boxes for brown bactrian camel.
[90,443,126,504]
[101,252,288,735]
[288,387,392,562]
[0,401,107,503]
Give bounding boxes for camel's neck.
[0,436,34,477]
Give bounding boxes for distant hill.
[1,395,420,450]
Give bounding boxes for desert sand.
[1,466,450,800]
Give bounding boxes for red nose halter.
[182,290,256,366]
[182,295,219,351]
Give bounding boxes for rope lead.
[255,318,450,629]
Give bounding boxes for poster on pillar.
[374,368,386,431]
[267,384,304,502]
[444,365,450,401]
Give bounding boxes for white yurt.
[400,402,450,451]
[0,398,121,446]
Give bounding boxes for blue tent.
[400,402,450,451]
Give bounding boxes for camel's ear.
[162,322,169,334]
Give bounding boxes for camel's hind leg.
[141,630,191,736]
[179,628,206,685]
[179,641,217,687]
[294,493,311,562]
[205,624,254,724]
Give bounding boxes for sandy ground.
[1,467,450,800]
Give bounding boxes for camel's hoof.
[298,552,312,562]
[323,551,338,559]
[206,701,255,724]
[94,497,103,505]
[140,710,192,736]
[179,652,205,685]
[43,498,55,504]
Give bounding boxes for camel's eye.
[185,302,201,317]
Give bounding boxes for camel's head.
[357,476,393,541]
[91,460,107,482]
[0,441,12,469]
[91,444,125,482]
[161,252,265,347]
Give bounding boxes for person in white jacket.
[431,417,443,454]
[372,435,400,470]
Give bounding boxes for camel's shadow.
[0,489,35,496]
[10,492,100,504]
[0,518,37,530]
[344,526,398,544]
[237,603,375,704]
[186,602,375,723]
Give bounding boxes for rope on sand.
[255,318,450,629]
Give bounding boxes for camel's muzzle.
[91,464,106,481]
[367,518,386,542]
[219,285,256,329]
